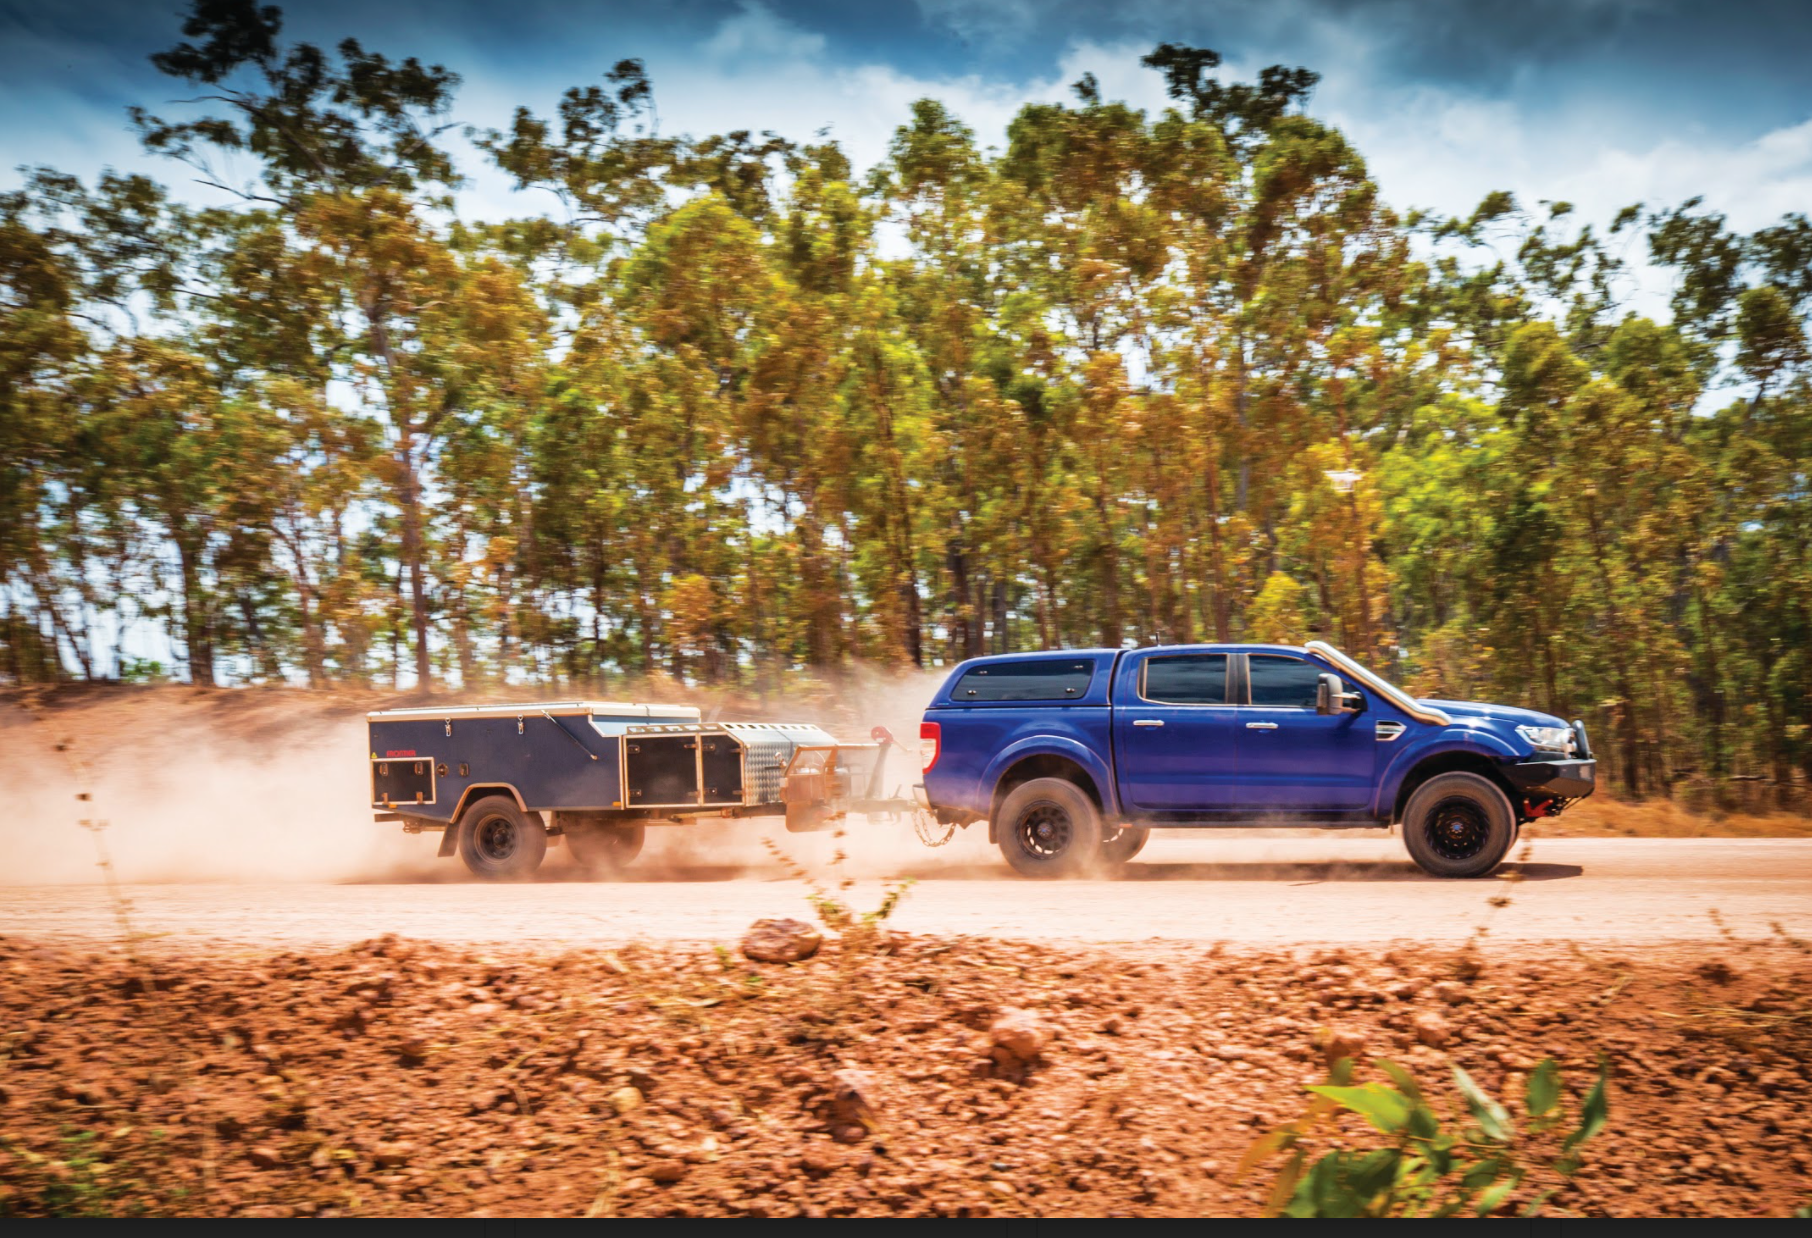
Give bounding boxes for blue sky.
[4,0,1809,244]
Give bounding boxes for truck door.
[1232,653,1375,812]
[1112,650,1240,814]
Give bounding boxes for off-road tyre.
[565,822,645,876]
[457,795,548,880]
[996,777,1103,879]
[1097,824,1150,871]
[1401,772,1516,878]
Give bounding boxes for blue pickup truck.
[918,640,1595,879]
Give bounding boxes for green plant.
[758,831,915,942]
[1237,1055,1609,1217]
[0,1129,142,1218]
[116,657,167,684]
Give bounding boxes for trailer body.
[367,701,849,822]
[367,701,929,877]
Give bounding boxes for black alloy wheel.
[1399,772,1515,879]
[1017,801,1073,859]
[456,794,547,880]
[1423,796,1491,861]
[995,776,1103,878]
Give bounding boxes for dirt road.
[4,836,1807,952]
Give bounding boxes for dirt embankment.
[2,931,1808,1219]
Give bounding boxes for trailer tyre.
[457,796,547,881]
[1097,824,1149,871]
[566,822,645,876]
[1401,772,1516,878]
[996,777,1103,879]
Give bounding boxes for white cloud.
[913,0,1040,47]
[701,1,827,66]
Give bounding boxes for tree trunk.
[394,445,431,690]
[1233,327,1250,513]
[866,368,921,666]
[1092,471,1121,650]
[799,508,838,668]
[175,536,215,687]
[948,531,980,661]
[992,576,1009,654]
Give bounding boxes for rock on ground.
[740,918,823,963]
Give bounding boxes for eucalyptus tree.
[0,187,93,679]
[877,100,1035,657]
[134,0,468,688]
[997,77,1166,649]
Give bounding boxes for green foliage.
[0,1129,145,1218]
[1239,1056,1611,1218]
[116,658,167,684]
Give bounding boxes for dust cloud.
[0,669,979,888]
[5,701,439,886]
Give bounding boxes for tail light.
[920,721,941,774]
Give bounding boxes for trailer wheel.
[1097,824,1149,871]
[566,822,645,876]
[457,795,547,881]
[996,777,1103,878]
[1400,773,1515,879]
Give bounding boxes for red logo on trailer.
[385,750,417,758]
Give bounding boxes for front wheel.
[457,795,548,880]
[1400,773,1515,878]
[996,778,1103,879]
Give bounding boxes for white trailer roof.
[366,701,702,722]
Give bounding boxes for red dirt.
[2,931,1808,1218]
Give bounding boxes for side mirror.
[1317,673,1364,715]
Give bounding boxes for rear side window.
[953,658,1095,702]
[1142,654,1229,704]
[1248,655,1323,708]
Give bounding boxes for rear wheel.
[566,821,645,876]
[996,778,1103,879]
[1401,773,1515,878]
[457,795,547,881]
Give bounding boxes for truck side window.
[1142,654,1229,705]
[1247,655,1323,708]
[954,659,1095,702]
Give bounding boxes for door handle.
[1132,719,1164,728]
[1245,721,1279,730]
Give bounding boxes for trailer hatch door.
[371,757,436,807]
[625,735,700,807]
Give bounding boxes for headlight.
[1516,725,1575,754]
